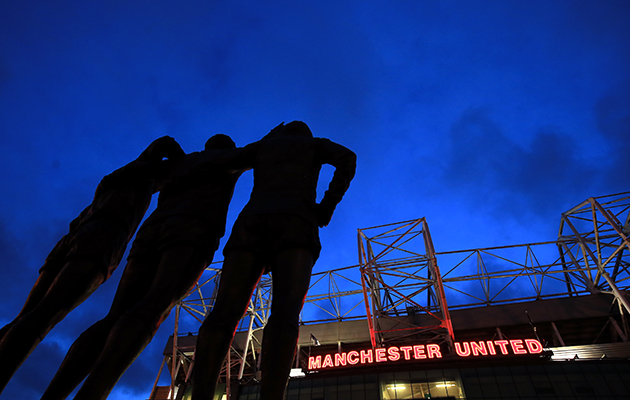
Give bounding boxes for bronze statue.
[0,136,184,394]
[192,122,356,400]
[40,134,245,400]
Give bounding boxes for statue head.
[205,134,236,150]
[284,121,313,137]
[262,122,286,140]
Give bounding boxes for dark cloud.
[594,92,630,143]
[445,108,521,187]
[443,108,598,222]
[593,90,630,194]
[504,128,597,214]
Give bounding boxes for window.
[380,369,464,399]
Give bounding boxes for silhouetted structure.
[0,136,184,394]
[192,122,356,400]
[40,135,245,400]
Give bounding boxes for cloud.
[503,127,597,213]
[443,108,598,222]
[592,89,630,193]
[444,108,521,187]
[595,92,630,143]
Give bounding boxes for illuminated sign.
[454,339,542,357]
[308,339,543,370]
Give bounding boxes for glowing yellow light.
[435,383,456,387]
[387,384,407,390]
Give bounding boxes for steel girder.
[357,218,455,350]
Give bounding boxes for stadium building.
[148,192,630,400]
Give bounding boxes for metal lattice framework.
[149,191,630,399]
[435,193,630,313]
[357,218,454,350]
[558,193,630,306]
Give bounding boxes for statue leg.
[41,254,158,400]
[192,250,263,400]
[0,269,58,342]
[259,248,314,400]
[0,259,105,393]
[40,317,116,400]
[1,235,71,342]
[73,244,209,400]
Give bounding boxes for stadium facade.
[148,192,630,400]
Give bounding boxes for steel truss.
[150,192,630,399]
[558,193,630,311]
[357,218,454,350]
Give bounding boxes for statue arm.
[221,142,257,173]
[96,137,186,195]
[178,145,254,177]
[136,136,186,162]
[316,138,357,227]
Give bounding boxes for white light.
[387,385,407,390]
[435,383,456,387]
[289,368,305,378]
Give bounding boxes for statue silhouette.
[192,122,356,400]
[0,136,184,394]
[40,134,245,400]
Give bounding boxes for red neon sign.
[308,339,543,370]
[454,339,542,357]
